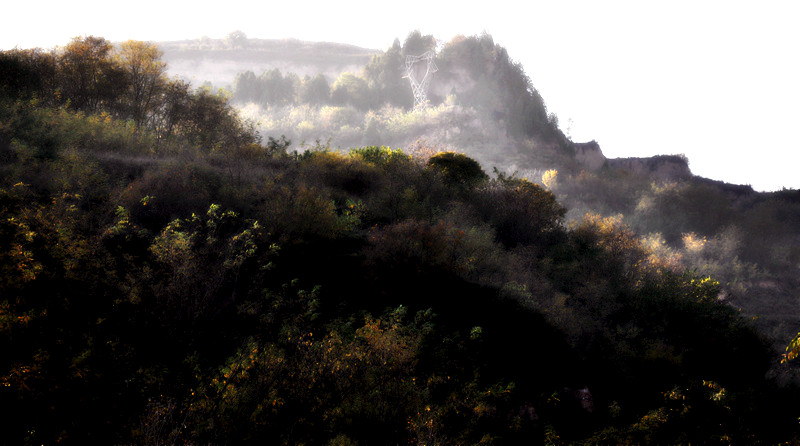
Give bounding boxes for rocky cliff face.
[573,140,692,181]
[574,141,606,171]
[606,155,692,181]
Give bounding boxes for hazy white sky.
[4,0,799,191]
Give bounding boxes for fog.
[4,1,799,190]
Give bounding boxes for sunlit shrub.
[542,169,558,189]
[641,232,685,273]
[349,145,409,166]
[571,213,649,279]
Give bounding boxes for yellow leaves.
[356,315,416,367]
[682,232,707,254]
[641,233,684,273]
[1,358,43,393]
[117,40,166,71]
[541,169,558,189]
[573,213,646,271]
[574,213,633,247]
[634,407,670,429]
[11,243,42,283]
[782,332,800,363]
[473,402,495,417]
[664,388,686,401]
[702,380,727,402]
[2,207,46,287]
[469,326,483,340]
[0,301,39,333]
[150,226,193,264]
[686,275,722,303]
[350,145,410,166]
[99,111,116,127]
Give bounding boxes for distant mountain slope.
[160,37,380,87]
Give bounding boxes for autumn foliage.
[1,38,799,445]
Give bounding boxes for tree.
[402,30,436,57]
[258,68,296,106]
[116,40,167,127]
[0,48,58,101]
[232,70,259,103]
[426,151,488,190]
[298,74,330,105]
[225,30,248,49]
[150,81,258,151]
[477,174,566,247]
[331,73,372,110]
[363,38,410,108]
[179,86,258,151]
[435,33,553,140]
[151,78,192,141]
[58,36,124,113]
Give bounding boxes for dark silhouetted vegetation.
[2,35,800,445]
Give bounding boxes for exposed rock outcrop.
[606,155,692,181]
[574,140,606,171]
[573,140,692,181]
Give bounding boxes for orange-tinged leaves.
[782,332,800,363]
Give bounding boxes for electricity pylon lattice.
[405,51,438,109]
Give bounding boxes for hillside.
[162,31,800,358]
[2,34,800,444]
[159,32,694,182]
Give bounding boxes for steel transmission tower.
[404,51,438,109]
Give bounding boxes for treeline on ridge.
[2,37,800,444]
[231,31,559,142]
[1,36,257,155]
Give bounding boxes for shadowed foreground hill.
[1,37,800,444]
